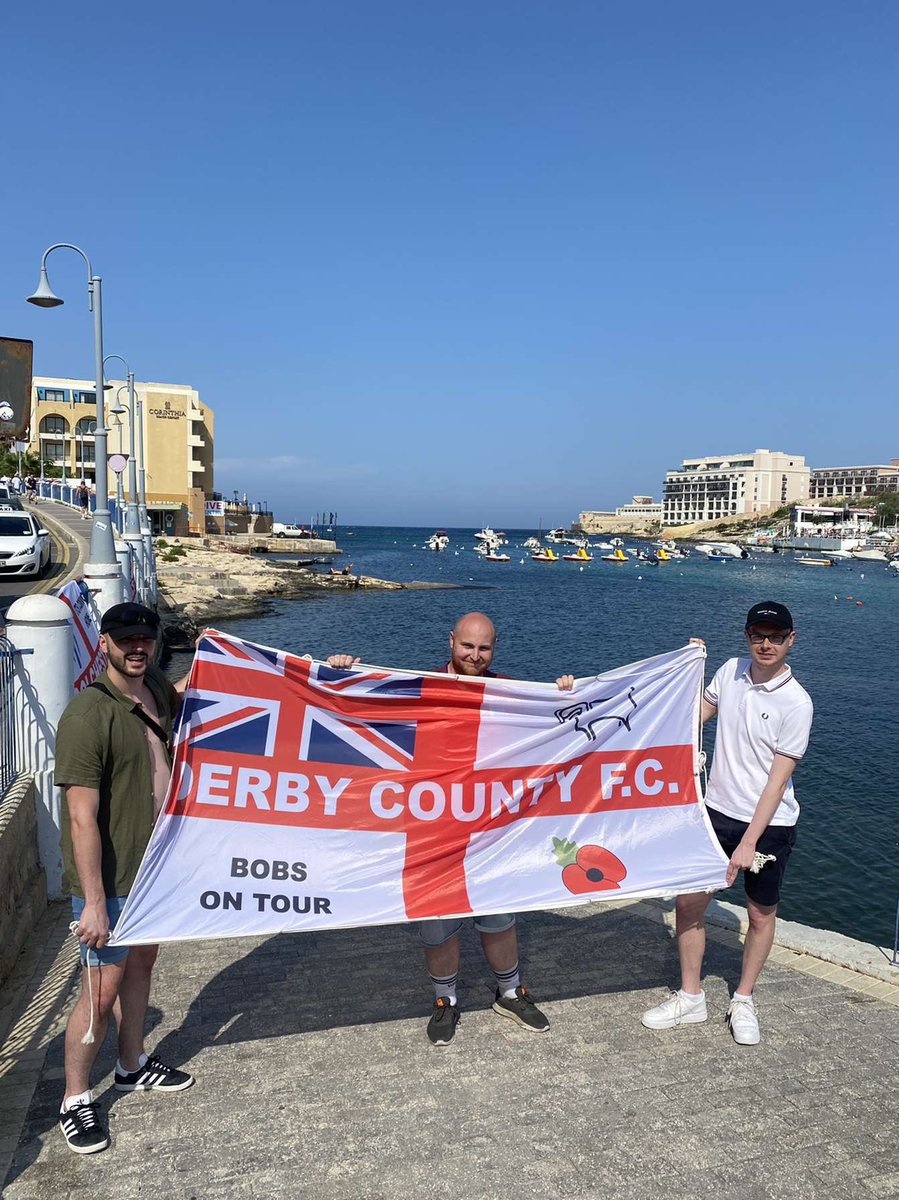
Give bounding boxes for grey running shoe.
[492,986,550,1031]
[60,1099,109,1154]
[427,996,460,1045]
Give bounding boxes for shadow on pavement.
[7,904,749,1187]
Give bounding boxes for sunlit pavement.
[2,897,898,1200]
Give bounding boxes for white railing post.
[115,538,134,601]
[124,533,145,603]
[6,594,74,899]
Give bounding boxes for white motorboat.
[523,536,542,551]
[474,526,508,546]
[851,547,889,562]
[427,530,449,552]
[694,542,745,558]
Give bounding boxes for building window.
[75,418,97,436]
[40,414,68,435]
[44,441,66,462]
[43,388,66,403]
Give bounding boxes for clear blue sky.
[2,2,897,526]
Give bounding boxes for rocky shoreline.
[155,539,460,650]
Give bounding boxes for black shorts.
[707,807,797,907]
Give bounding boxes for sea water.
[210,526,899,948]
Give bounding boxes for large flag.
[111,633,728,945]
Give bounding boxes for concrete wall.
[0,775,47,990]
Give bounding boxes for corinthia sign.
[111,635,728,946]
[149,400,184,419]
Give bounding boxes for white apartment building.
[808,461,899,501]
[662,450,809,526]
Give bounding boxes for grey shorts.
[418,913,516,946]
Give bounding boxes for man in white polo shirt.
[642,601,813,1045]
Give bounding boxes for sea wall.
[0,775,47,990]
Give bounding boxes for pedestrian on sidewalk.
[328,611,574,1047]
[642,601,813,1046]
[75,480,90,519]
[55,603,195,1154]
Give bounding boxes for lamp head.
[110,402,127,417]
[26,266,64,308]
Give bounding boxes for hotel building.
[808,461,899,501]
[28,376,214,536]
[662,449,809,526]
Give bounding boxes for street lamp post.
[107,360,151,602]
[27,245,122,608]
[77,419,97,484]
[105,362,142,539]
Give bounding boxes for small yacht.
[427,530,449,552]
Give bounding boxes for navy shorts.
[707,808,797,907]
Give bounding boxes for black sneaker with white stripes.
[59,1100,109,1154]
[114,1054,195,1092]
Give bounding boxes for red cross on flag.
[111,633,728,946]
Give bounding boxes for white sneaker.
[726,996,760,1045]
[641,989,708,1030]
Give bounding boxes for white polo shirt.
[703,657,813,827]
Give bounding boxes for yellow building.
[28,376,214,535]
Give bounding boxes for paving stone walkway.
[2,898,898,1200]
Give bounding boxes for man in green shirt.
[55,602,194,1154]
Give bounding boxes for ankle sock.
[733,991,754,1005]
[429,974,458,1006]
[116,1051,148,1076]
[61,1089,92,1113]
[494,962,521,999]
[680,989,704,1001]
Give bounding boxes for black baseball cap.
[745,601,793,631]
[100,602,160,639]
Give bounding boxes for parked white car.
[0,512,51,578]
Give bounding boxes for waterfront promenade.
[2,896,898,1199]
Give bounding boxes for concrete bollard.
[5,594,74,899]
[83,560,125,615]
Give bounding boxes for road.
[0,502,82,620]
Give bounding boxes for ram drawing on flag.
[111,632,729,946]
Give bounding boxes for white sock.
[680,989,703,1001]
[62,1089,92,1112]
[733,991,754,1004]
[117,1051,148,1075]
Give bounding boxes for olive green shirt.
[56,666,180,899]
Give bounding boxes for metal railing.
[892,897,899,968]
[0,636,18,792]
